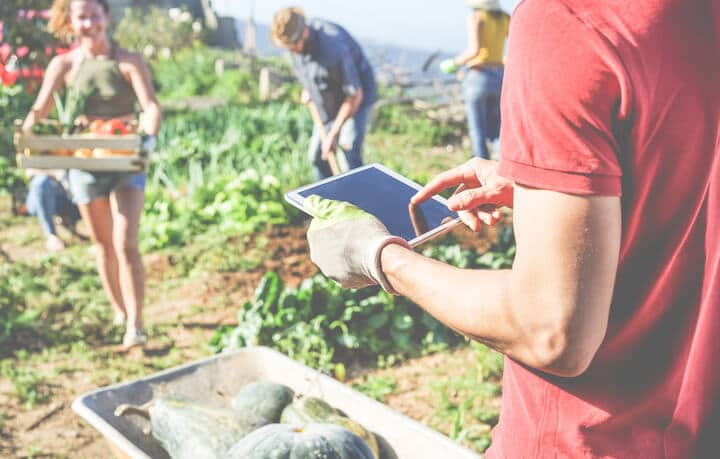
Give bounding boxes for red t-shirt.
[493,0,720,457]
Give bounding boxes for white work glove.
[304,195,411,294]
[141,135,157,155]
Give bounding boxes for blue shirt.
[291,18,377,124]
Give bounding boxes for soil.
[0,198,502,458]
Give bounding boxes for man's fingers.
[476,208,503,226]
[411,163,478,205]
[304,194,333,218]
[448,187,500,211]
[458,207,503,232]
[458,209,482,232]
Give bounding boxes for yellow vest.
[468,10,509,67]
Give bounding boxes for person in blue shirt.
[271,7,377,179]
[24,169,81,252]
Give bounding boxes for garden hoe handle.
[307,102,341,176]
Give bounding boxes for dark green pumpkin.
[227,423,375,459]
[149,394,268,459]
[230,381,294,423]
[280,396,379,458]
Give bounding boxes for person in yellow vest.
[440,0,509,159]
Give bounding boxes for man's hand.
[439,59,459,74]
[321,129,339,160]
[411,158,514,231]
[305,196,411,293]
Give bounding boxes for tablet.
[285,164,461,248]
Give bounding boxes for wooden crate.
[14,120,146,172]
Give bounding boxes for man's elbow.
[531,323,604,378]
[350,89,363,108]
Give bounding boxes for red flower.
[0,44,11,64]
[0,65,19,86]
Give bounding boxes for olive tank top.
[69,47,137,118]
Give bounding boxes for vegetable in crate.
[226,423,375,459]
[53,87,94,135]
[230,381,295,423]
[89,118,132,135]
[281,396,379,458]
[30,122,61,135]
[115,394,269,459]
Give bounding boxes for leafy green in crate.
[52,86,95,135]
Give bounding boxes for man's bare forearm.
[330,90,362,136]
[379,244,542,364]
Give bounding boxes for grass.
[1,356,51,410]
[351,375,398,403]
[428,343,503,453]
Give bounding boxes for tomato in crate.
[100,119,130,135]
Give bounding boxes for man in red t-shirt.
[304,0,720,457]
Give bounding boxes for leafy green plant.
[140,169,294,252]
[352,376,398,403]
[114,6,206,56]
[1,356,50,409]
[0,83,35,163]
[52,87,93,134]
[0,252,116,357]
[210,271,464,373]
[372,104,460,146]
[422,227,516,270]
[430,357,500,453]
[0,262,41,352]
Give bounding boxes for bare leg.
[78,199,126,319]
[110,187,145,331]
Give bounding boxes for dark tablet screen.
[296,166,457,242]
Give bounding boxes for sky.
[212,0,521,53]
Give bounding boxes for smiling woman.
[48,0,111,43]
[22,0,162,349]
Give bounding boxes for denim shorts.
[68,169,146,205]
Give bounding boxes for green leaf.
[392,312,414,331]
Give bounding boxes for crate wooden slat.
[16,134,142,152]
[17,154,147,172]
[14,121,145,172]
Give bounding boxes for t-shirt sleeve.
[498,1,625,196]
[338,44,362,97]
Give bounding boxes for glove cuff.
[141,135,157,155]
[371,236,411,295]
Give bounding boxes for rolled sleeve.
[339,45,362,97]
[498,1,625,196]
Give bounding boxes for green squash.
[227,423,375,459]
[230,381,295,423]
[280,396,379,458]
[280,396,339,423]
[149,394,269,459]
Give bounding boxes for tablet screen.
[292,165,457,242]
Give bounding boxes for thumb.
[304,195,368,221]
[447,187,501,211]
[304,195,336,219]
